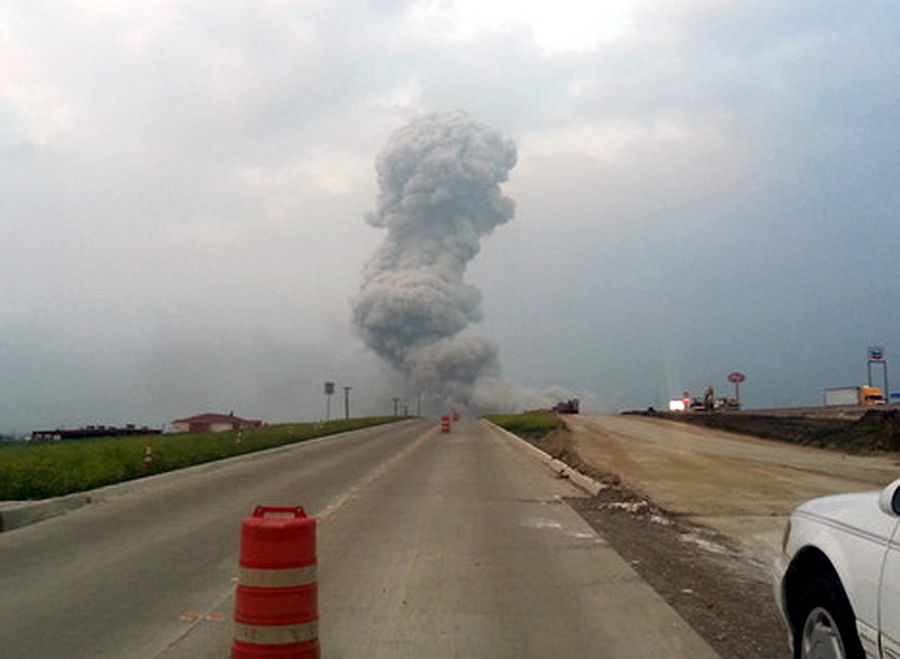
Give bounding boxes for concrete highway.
[0,419,715,658]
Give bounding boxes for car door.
[881,520,900,659]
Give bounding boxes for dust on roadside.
[525,427,790,659]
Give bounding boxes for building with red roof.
[163,412,263,435]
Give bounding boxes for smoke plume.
[352,111,521,412]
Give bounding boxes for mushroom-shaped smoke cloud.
[352,111,524,412]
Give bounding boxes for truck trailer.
[823,386,885,407]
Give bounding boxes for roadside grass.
[483,410,563,441]
[0,417,402,501]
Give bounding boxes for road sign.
[868,346,884,362]
[324,382,335,395]
[727,372,746,384]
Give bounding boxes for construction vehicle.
[552,399,580,414]
[719,397,741,411]
[688,386,716,412]
[687,386,741,412]
[823,386,885,407]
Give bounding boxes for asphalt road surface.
[0,419,716,658]
[566,414,900,561]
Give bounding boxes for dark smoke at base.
[351,112,556,414]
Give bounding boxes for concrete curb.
[0,493,93,532]
[0,419,421,533]
[480,419,606,496]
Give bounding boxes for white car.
[774,478,900,658]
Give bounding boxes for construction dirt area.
[527,412,900,659]
[560,413,899,560]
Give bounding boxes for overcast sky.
[2,1,898,432]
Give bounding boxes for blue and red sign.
[868,347,884,362]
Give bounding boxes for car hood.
[795,491,895,537]
[797,491,876,518]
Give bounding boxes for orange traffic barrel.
[440,416,450,433]
[232,506,318,659]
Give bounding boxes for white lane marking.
[527,518,564,530]
[315,429,435,522]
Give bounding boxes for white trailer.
[823,386,885,407]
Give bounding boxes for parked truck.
[823,386,885,407]
[552,399,580,414]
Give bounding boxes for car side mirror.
[878,478,900,517]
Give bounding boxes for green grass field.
[483,410,562,440]
[0,417,402,501]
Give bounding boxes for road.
[565,414,899,561]
[0,419,715,658]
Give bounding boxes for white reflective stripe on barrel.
[238,564,317,588]
[233,620,318,645]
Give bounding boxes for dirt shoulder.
[566,489,788,659]
[564,414,899,561]
[522,423,789,658]
[520,414,897,657]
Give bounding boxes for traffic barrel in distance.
[233,506,318,659]
[440,416,451,433]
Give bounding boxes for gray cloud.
[352,112,520,411]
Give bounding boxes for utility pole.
[392,397,400,417]
[417,392,422,417]
[343,386,352,420]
